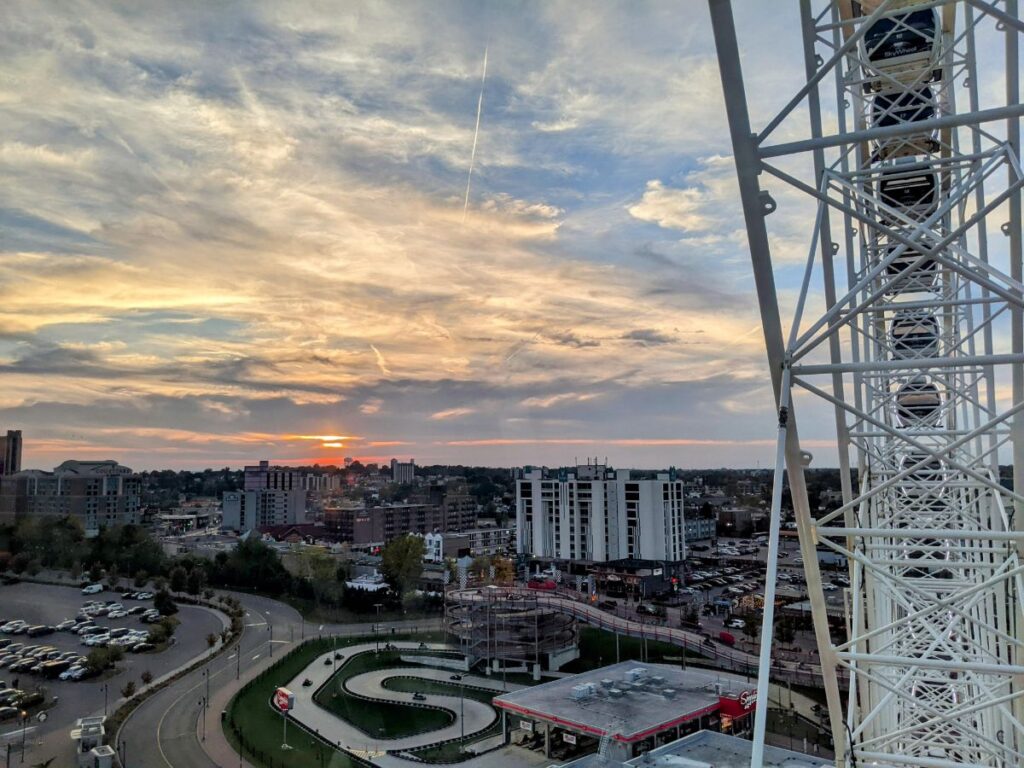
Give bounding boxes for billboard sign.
[274,687,295,712]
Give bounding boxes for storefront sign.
[520,720,533,732]
[274,687,295,712]
[563,732,577,745]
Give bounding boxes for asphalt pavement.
[0,580,222,764]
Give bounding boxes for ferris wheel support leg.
[1005,0,1024,748]
[708,1,847,762]
[750,368,792,768]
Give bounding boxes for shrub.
[121,681,136,698]
[141,670,153,686]
[154,590,177,616]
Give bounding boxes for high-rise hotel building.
[515,464,686,562]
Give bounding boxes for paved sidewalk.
[198,635,299,768]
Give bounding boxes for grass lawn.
[380,676,502,762]
[313,651,456,738]
[225,632,445,768]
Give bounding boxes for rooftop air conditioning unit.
[626,667,647,682]
[663,688,677,699]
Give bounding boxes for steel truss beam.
[710,1,1023,766]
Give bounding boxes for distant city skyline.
[3,3,856,471]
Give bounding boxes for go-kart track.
[281,641,525,762]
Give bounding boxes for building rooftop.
[561,730,829,768]
[627,729,829,767]
[494,662,752,743]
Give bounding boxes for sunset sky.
[0,2,900,470]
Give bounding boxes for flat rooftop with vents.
[493,661,757,762]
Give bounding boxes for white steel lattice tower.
[709,1,1024,766]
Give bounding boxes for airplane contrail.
[462,46,488,224]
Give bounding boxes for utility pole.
[269,623,273,657]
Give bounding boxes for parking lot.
[576,535,848,656]
[0,581,223,745]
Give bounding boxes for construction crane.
[709,1,1024,766]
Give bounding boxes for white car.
[60,666,88,681]
[0,622,25,634]
[822,584,839,592]
[726,618,746,629]
[81,584,103,595]
[107,611,128,619]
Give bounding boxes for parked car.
[0,706,18,721]
[81,584,103,595]
[130,643,154,653]
[60,666,88,681]
[14,691,44,707]
[726,618,746,630]
[55,620,77,631]
[637,603,666,617]
[718,632,736,646]
[597,600,618,611]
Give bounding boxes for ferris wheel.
[709,1,1024,766]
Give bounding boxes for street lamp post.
[102,683,109,716]
[199,697,206,743]
[269,624,273,657]
[19,711,27,760]
[373,604,383,653]
[202,667,209,741]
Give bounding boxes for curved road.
[117,593,440,768]
[117,592,302,768]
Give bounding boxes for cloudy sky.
[0,1,877,470]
